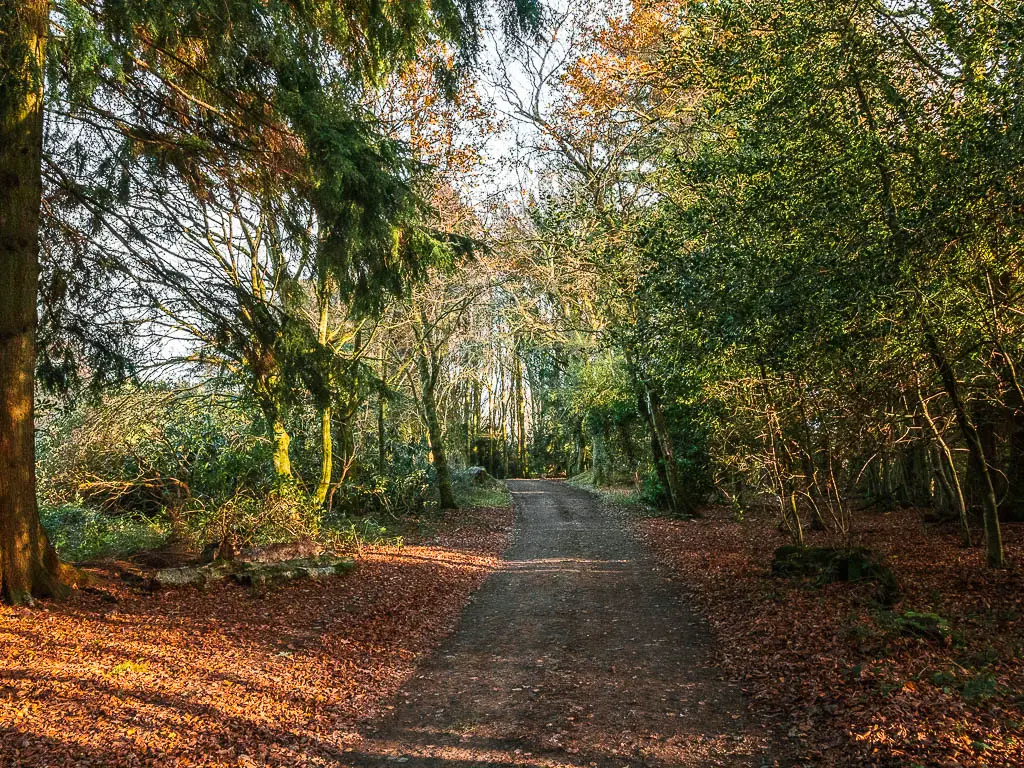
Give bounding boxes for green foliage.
[518,0,1024,560]
[325,517,401,550]
[451,467,511,508]
[202,483,323,548]
[878,610,952,644]
[40,503,169,562]
[962,672,1000,703]
[330,471,438,519]
[928,667,1002,703]
[38,386,275,513]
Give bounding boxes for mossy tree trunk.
[270,416,293,479]
[314,405,332,503]
[412,306,456,510]
[926,331,1003,567]
[421,378,456,509]
[0,0,72,604]
[313,282,332,504]
[258,391,293,480]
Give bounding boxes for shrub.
[202,484,322,549]
[40,503,169,562]
[37,385,273,514]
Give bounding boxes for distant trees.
[503,0,1024,569]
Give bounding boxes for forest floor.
[8,483,1014,768]
[0,506,513,767]
[346,479,771,768]
[636,501,1024,767]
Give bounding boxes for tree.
[0,0,74,603]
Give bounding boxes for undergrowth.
[455,483,511,509]
[41,503,170,562]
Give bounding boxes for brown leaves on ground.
[637,507,1024,767]
[0,506,513,768]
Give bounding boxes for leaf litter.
[0,506,513,768]
[637,506,1024,767]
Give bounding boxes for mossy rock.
[881,610,951,643]
[153,555,354,590]
[231,555,355,588]
[771,545,900,604]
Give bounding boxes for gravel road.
[349,479,771,767]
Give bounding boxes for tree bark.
[412,308,456,510]
[258,393,293,479]
[514,351,527,477]
[647,390,687,516]
[313,287,332,504]
[918,382,971,545]
[314,405,332,504]
[925,332,1003,566]
[270,416,293,479]
[0,0,72,604]
[637,392,672,509]
[378,355,388,475]
[420,377,456,509]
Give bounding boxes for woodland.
[2,0,1024,766]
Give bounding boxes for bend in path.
[348,479,770,768]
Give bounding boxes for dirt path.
[349,480,770,767]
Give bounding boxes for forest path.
[348,480,769,768]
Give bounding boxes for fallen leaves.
[637,506,1024,767]
[0,506,513,767]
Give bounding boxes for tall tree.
[0,0,74,603]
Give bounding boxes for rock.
[231,556,355,588]
[771,545,900,604]
[151,555,354,590]
[152,561,233,588]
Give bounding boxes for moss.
[771,545,900,604]
[878,610,951,642]
[153,555,354,590]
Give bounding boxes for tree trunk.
[794,388,827,530]
[966,401,1000,512]
[313,290,332,504]
[258,395,293,479]
[378,356,388,475]
[637,391,673,511]
[919,388,971,545]
[1003,406,1024,521]
[647,390,687,516]
[618,419,636,482]
[421,380,456,509]
[338,412,356,481]
[271,417,293,479]
[468,380,479,465]
[590,420,608,485]
[314,405,332,504]
[0,0,72,604]
[925,332,1003,566]
[411,310,456,510]
[514,352,527,477]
